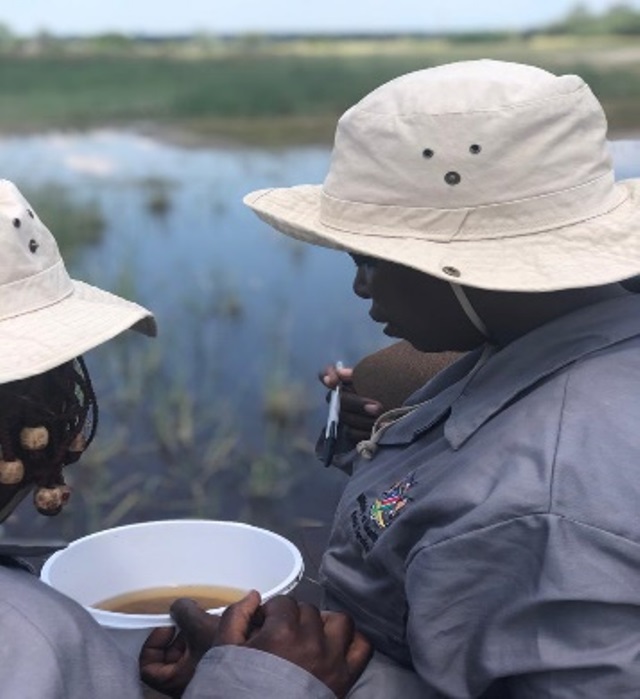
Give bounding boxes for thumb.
[170,598,219,659]
[346,630,373,674]
[337,366,353,382]
[216,589,262,645]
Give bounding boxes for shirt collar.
[446,293,640,449]
[374,346,491,446]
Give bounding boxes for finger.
[340,393,383,417]
[140,660,177,686]
[139,633,188,687]
[216,589,262,645]
[321,611,355,653]
[319,365,339,388]
[345,630,374,674]
[319,365,354,389]
[170,598,218,656]
[141,625,178,655]
[140,649,196,698]
[297,602,325,635]
[336,366,353,382]
[261,595,301,625]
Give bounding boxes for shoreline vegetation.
[1,9,640,147]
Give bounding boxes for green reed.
[1,34,640,143]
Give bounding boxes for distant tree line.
[543,2,640,35]
[1,2,640,49]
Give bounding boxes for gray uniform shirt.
[195,293,640,699]
[9,294,640,698]
[319,293,640,697]
[179,293,640,698]
[0,565,144,698]
[0,565,333,698]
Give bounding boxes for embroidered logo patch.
[370,474,416,529]
[350,473,416,553]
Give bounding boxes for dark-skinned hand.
[246,595,372,699]
[139,589,261,698]
[320,363,383,445]
[140,591,372,699]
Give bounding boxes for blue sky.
[3,1,640,36]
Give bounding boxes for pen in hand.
[322,360,343,467]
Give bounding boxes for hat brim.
[0,280,156,384]
[244,180,640,292]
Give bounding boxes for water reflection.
[0,130,386,545]
[1,131,639,546]
[1,130,383,388]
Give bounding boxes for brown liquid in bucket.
[93,584,247,614]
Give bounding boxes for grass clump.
[1,35,640,143]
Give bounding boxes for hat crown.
[244,59,640,293]
[354,60,577,114]
[0,180,63,282]
[0,180,73,322]
[324,59,613,210]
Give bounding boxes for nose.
[353,265,372,299]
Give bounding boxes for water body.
[1,132,639,556]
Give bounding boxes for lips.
[383,323,400,337]
[368,308,386,323]
[369,307,400,336]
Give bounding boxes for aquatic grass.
[1,35,640,142]
[262,380,308,431]
[138,176,174,217]
[212,291,244,320]
[60,333,249,535]
[245,453,292,499]
[243,315,317,502]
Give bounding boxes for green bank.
[0,34,639,145]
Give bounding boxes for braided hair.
[0,357,98,515]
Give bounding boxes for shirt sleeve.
[0,593,144,699]
[183,646,336,699]
[405,513,640,698]
[345,650,439,699]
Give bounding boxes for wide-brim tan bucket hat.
[0,180,156,383]
[244,59,640,292]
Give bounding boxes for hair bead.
[0,459,24,485]
[33,484,71,516]
[20,426,49,450]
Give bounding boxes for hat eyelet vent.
[444,171,461,186]
[28,239,39,253]
[469,144,482,154]
[12,218,21,228]
[27,209,35,219]
[442,266,461,278]
[422,148,434,159]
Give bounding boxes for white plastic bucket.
[40,519,304,656]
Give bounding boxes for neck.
[467,283,630,347]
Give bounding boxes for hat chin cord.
[449,283,490,338]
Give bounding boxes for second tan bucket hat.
[0,180,156,383]
[244,59,640,292]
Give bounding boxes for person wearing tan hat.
[0,178,164,698]
[0,180,371,699]
[239,59,640,697]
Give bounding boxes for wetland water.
[2,132,640,576]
